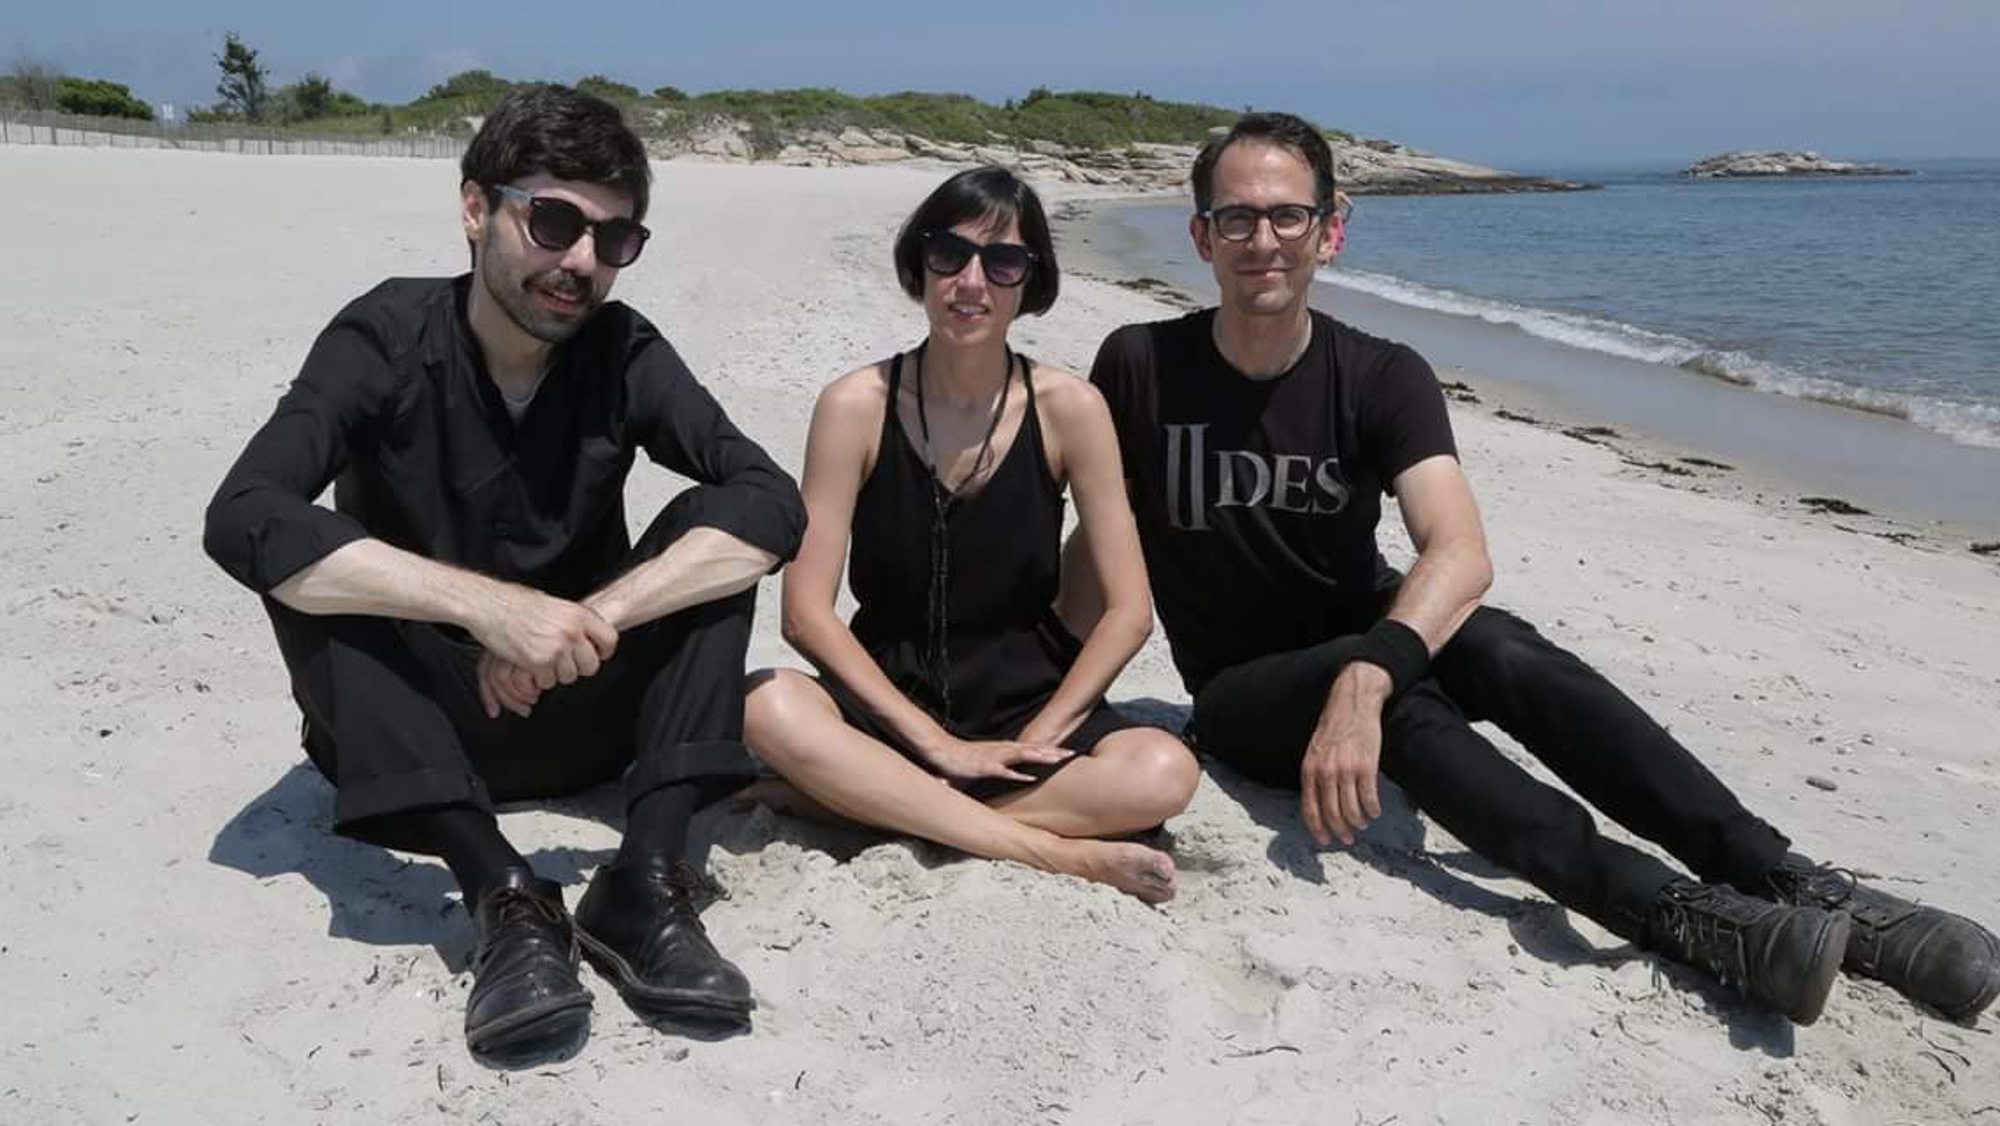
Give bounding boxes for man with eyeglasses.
[204,85,804,1061]
[1065,112,1997,1025]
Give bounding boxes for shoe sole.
[1789,911,1852,1026]
[465,994,593,1061]
[575,928,756,1024]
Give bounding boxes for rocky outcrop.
[1335,137,1591,195]
[1682,150,1912,178]
[646,115,1592,195]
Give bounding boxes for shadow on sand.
[1117,695,1798,1057]
[208,764,617,972]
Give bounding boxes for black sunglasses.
[492,184,650,268]
[921,230,1036,288]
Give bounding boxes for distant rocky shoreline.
[1682,150,1912,178]
[659,120,1596,196]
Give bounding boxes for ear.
[1316,214,1342,265]
[461,180,489,248]
[1189,212,1215,264]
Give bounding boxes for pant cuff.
[623,740,760,810]
[329,766,494,847]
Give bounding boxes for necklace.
[913,340,1015,497]
[910,339,1016,722]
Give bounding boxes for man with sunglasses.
[1066,112,1997,1025]
[204,85,805,1061]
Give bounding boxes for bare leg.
[734,777,855,828]
[744,670,1176,903]
[987,728,1197,838]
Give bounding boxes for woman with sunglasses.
[744,167,1196,902]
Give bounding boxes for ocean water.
[1326,159,2000,449]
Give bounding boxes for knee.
[743,669,827,767]
[1114,732,1200,822]
[1439,609,1557,686]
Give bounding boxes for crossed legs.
[742,669,1195,902]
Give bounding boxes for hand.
[924,736,1074,786]
[477,650,543,718]
[468,581,618,690]
[1300,662,1391,847]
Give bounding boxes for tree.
[289,72,334,120]
[215,32,269,120]
[575,75,638,102]
[56,77,154,120]
[423,69,511,104]
[4,54,64,110]
[652,85,688,102]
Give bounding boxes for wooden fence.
[0,110,462,158]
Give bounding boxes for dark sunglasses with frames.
[920,229,1037,288]
[491,184,651,268]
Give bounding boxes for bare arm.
[779,370,1068,783]
[272,538,617,692]
[781,371,960,756]
[585,526,778,633]
[1303,454,1493,846]
[1372,454,1493,655]
[1018,376,1153,745]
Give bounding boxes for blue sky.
[11,1,1997,167]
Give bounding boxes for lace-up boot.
[575,859,754,1025]
[1644,879,1849,1025]
[1767,854,2000,1020]
[464,868,593,1060]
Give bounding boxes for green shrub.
[56,76,154,120]
[576,75,640,102]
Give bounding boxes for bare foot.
[1066,840,1177,904]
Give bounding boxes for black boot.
[1644,879,1849,1025]
[464,868,594,1061]
[574,859,754,1026]
[1767,854,2000,1021]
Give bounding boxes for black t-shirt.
[1090,309,1457,694]
[204,276,804,601]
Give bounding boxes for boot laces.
[663,861,730,907]
[1657,888,1746,987]
[1769,859,1857,909]
[490,885,567,930]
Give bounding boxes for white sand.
[4,144,1998,1125]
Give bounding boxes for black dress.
[816,350,1138,795]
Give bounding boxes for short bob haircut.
[1190,112,1338,215]
[461,84,652,223]
[892,166,1059,317]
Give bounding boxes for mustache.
[527,268,592,300]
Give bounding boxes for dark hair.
[1190,112,1338,214]
[892,166,1059,317]
[460,84,652,222]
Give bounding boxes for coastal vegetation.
[1,40,1345,151]
[0,40,1582,192]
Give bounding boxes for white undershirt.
[498,363,553,423]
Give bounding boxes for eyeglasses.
[491,184,650,268]
[921,230,1037,288]
[1198,203,1330,243]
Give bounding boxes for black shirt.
[204,276,804,601]
[1089,309,1456,694]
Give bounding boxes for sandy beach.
[4,143,1998,1124]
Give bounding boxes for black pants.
[1191,606,1790,941]
[262,487,761,852]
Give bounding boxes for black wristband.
[1350,618,1430,696]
